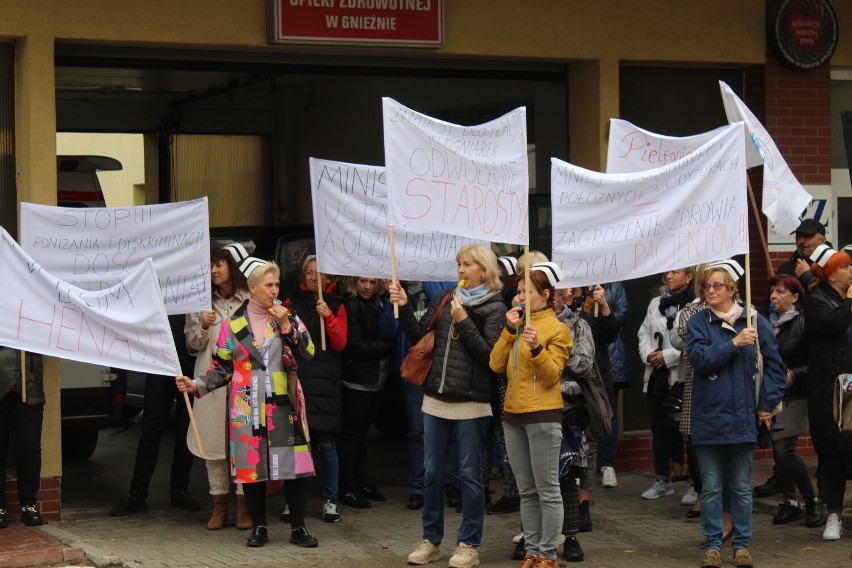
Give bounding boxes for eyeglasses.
[701,283,727,293]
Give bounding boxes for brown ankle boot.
[532,555,556,568]
[207,495,228,530]
[236,495,251,530]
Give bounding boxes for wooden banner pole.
[746,177,775,277]
[389,225,399,318]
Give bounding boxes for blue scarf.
[457,283,493,306]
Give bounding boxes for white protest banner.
[382,98,529,245]
[606,119,731,174]
[551,122,748,288]
[0,227,181,376]
[719,81,813,236]
[20,198,211,315]
[310,157,486,281]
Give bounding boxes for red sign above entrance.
[270,0,443,47]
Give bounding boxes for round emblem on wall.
[769,0,839,70]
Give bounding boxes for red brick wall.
[746,44,831,283]
[3,474,61,522]
[614,431,815,472]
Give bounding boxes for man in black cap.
[776,218,826,292]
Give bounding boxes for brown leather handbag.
[400,292,452,386]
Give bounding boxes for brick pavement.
[0,520,85,568]
[7,456,852,568]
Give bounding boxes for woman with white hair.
[177,259,318,549]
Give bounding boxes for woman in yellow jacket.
[490,262,572,568]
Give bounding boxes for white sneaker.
[448,543,480,568]
[641,479,675,500]
[408,540,441,565]
[823,513,843,540]
[601,466,618,488]
[322,500,339,522]
[681,486,698,506]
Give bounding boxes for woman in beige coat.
[184,244,250,529]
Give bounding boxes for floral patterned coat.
[194,301,314,483]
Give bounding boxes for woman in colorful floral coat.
[177,260,317,549]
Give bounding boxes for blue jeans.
[695,443,753,550]
[422,413,489,547]
[312,430,338,502]
[403,381,425,495]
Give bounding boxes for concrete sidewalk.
[5,455,852,568]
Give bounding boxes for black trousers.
[338,387,376,493]
[0,392,43,507]
[128,374,193,498]
[243,478,308,528]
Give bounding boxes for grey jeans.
[503,420,564,560]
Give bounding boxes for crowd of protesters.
[6,217,850,568]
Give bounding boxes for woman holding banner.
[389,244,504,568]
[686,260,786,568]
[803,245,852,541]
[176,260,319,549]
[489,262,572,568]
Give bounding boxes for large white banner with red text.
[310,157,486,281]
[0,228,181,375]
[20,198,210,315]
[552,122,748,287]
[383,98,529,245]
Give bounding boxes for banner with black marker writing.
[382,98,529,245]
[310,157,487,281]
[551,122,748,288]
[20,198,210,314]
[0,227,181,376]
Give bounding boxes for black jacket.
[777,251,820,292]
[286,284,345,434]
[805,282,852,457]
[774,313,807,401]
[343,294,394,390]
[571,296,619,394]
[399,288,505,403]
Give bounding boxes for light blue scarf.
[457,283,496,306]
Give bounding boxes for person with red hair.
[803,245,852,541]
